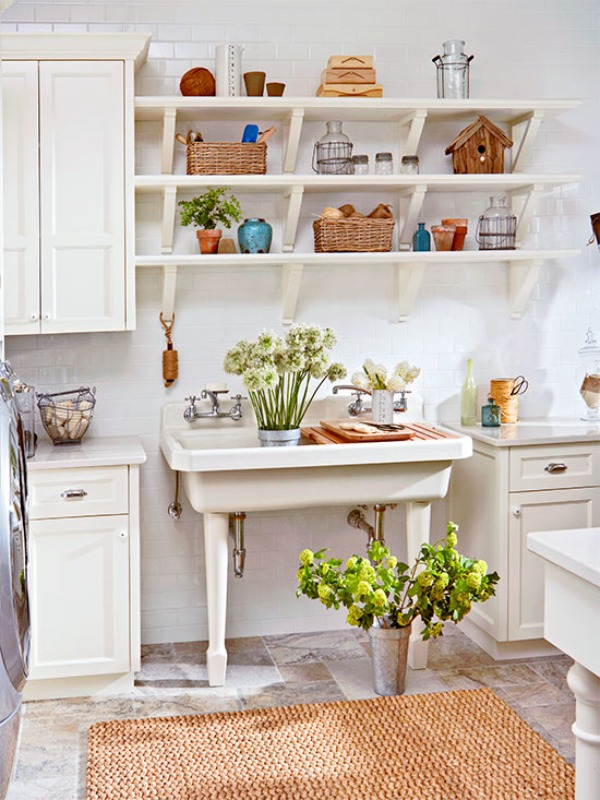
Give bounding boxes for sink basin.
[160,398,473,513]
[159,396,473,687]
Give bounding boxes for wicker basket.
[186,142,267,175]
[37,387,96,445]
[313,217,395,253]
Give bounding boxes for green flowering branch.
[296,522,500,640]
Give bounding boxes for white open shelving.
[133,96,581,324]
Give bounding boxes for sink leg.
[406,500,431,670]
[203,512,229,686]
[567,661,600,800]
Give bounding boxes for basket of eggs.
[37,387,96,445]
[313,203,395,252]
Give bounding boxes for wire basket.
[313,217,395,252]
[186,142,267,175]
[37,387,96,445]
[312,142,353,174]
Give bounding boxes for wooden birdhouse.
[444,115,513,174]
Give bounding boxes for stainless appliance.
[0,361,30,798]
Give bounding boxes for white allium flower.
[243,367,269,391]
[407,366,421,382]
[327,362,347,382]
[386,375,407,392]
[351,371,370,390]
[257,330,278,352]
[322,327,337,349]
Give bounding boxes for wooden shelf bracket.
[510,182,545,245]
[510,110,544,173]
[161,108,178,174]
[509,257,543,319]
[283,185,304,252]
[161,185,178,254]
[398,184,427,249]
[397,261,426,322]
[398,109,428,160]
[282,262,304,324]
[160,264,178,325]
[283,108,305,173]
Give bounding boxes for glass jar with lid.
[475,196,516,250]
[578,328,600,423]
[400,155,419,175]
[351,154,369,175]
[375,152,393,175]
[312,121,353,174]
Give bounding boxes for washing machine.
[0,362,30,798]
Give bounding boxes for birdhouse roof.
[444,115,514,155]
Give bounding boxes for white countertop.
[528,528,600,589]
[442,418,600,447]
[27,436,146,470]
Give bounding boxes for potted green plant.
[178,187,243,254]
[223,323,347,446]
[296,522,499,695]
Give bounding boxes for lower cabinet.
[448,438,600,658]
[28,515,131,679]
[25,457,142,699]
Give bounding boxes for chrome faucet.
[333,384,410,416]
[184,391,246,423]
[332,384,372,417]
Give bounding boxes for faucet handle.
[185,395,197,405]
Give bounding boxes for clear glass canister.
[351,154,369,175]
[476,195,517,250]
[400,155,419,174]
[375,152,393,175]
[312,120,353,174]
[578,328,600,423]
[432,39,473,99]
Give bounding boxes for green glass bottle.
[460,358,477,426]
[481,395,501,427]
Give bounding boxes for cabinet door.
[28,514,130,679]
[508,487,600,641]
[1,61,40,334]
[39,61,125,333]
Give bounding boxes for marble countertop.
[27,435,146,470]
[442,418,600,447]
[528,528,600,588]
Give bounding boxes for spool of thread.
[163,348,179,388]
[490,379,519,423]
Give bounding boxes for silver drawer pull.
[544,462,568,474]
[60,489,88,500]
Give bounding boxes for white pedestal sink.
[160,398,472,686]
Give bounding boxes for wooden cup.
[266,82,286,96]
[243,71,266,97]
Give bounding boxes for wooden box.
[327,55,374,69]
[321,68,376,84]
[316,83,383,98]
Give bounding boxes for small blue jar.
[238,218,273,254]
[413,222,431,252]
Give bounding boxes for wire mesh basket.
[37,387,96,445]
[312,142,353,174]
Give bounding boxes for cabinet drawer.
[509,443,600,492]
[29,466,128,519]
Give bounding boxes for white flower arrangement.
[351,358,420,393]
[224,324,346,430]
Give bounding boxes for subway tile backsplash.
[3,0,600,644]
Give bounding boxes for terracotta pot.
[266,82,286,96]
[243,71,266,97]
[442,218,468,251]
[197,229,222,254]
[431,224,456,251]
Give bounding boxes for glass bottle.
[460,358,477,426]
[375,152,393,175]
[312,120,353,174]
[481,395,501,427]
[412,222,431,252]
[578,328,600,423]
[476,196,517,251]
[432,39,473,99]
[351,154,369,175]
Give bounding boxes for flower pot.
[197,229,222,254]
[243,71,266,97]
[266,82,286,97]
[238,218,273,254]
[371,389,394,424]
[368,623,411,696]
[431,224,456,252]
[257,428,301,447]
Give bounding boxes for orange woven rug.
[86,687,574,800]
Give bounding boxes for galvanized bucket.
[368,623,411,696]
[257,428,301,447]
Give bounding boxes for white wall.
[3,0,600,644]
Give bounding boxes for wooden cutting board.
[301,419,460,445]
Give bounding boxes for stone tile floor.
[7,625,575,799]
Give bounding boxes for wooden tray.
[301,419,459,445]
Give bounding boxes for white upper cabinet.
[1,34,150,336]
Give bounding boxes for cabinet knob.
[544,462,568,474]
[29,312,39,322]
[513,507,521,517]
[60,489,88,500]
[118,531,128,539]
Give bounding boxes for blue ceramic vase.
[238,218,273,254]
